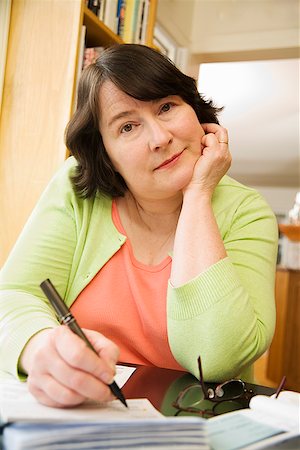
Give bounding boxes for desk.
[122,364,276,416]
[123,365,300,449]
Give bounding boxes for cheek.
[180,113,204,138]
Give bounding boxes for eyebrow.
[107,96,176,128]
[108,110,137,128]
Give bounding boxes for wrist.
[182,186,213,205]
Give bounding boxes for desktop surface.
[121,364,276,417]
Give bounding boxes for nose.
[148,119,173,152]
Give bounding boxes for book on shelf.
[98,0,106,22]
[103,0,119,33]
[133,0,145,43]
[117,0,126,37]
[86,0,152,45]
[87,0,101,16]
[139,0,150,44]
[123,0,135,42]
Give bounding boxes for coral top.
[70,200,184,370]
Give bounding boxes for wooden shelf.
[279,224,300,242]
[83,5,123,47]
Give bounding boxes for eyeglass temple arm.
[197,356,209,398]
[275,375,286,398]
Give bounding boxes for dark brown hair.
[65,44,222,198]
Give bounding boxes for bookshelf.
[83,5,123,47]
[0,0,157,266]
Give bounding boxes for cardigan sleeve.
[167,190,278,382]
[0,158,80,378]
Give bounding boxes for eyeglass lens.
[214,380,245,400]
[179,385,206,408]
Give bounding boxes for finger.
[27,373,86,407]
[201,123,228,144]
[54,326,116,383]
[85,329,120,369]
[47,351,116,403]
[201,132,219,148]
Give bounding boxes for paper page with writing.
[0,370,163,423]
[208,391,300,450]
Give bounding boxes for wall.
[157,0,299,76]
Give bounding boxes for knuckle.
[67,341,87,366]
[27,376,39,395]
[96,384,114,403]
[58,388,84,406]
[68,370,86,391]
[112,343,120,360]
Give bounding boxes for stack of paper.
[0,374,208,449]
[2,419,208,450]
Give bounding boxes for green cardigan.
[0,157,278,382]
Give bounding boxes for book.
[139,0,149,44]
[207,391,300,450]
[88,0,101,16]
[117,0,126,37]
[122,0,135,43]
[97,0,106,22]
[103,0,118,33]
[0,371,208,449]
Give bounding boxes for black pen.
[40,278,128,407]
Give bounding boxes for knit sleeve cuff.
[167,257,242,320]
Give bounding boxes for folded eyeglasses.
[172,356,286,417]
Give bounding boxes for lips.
[154,150,184,170]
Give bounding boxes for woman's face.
[98,81,205,201]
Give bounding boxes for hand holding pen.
[19,281,126,408]
[40,279,127,407]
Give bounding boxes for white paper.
[115,364,136,387]
[0,375,162,422]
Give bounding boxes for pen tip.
[121,397,128,408]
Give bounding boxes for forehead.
[99,81,138,110]
[99,80,161,129]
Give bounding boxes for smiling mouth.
[154,150,184,170]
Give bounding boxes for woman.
[0,44,278,408]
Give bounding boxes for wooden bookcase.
[0,0,157,266]
[267,268,300,392]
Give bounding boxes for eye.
[121,123,133,133]
[160,102,172,113]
